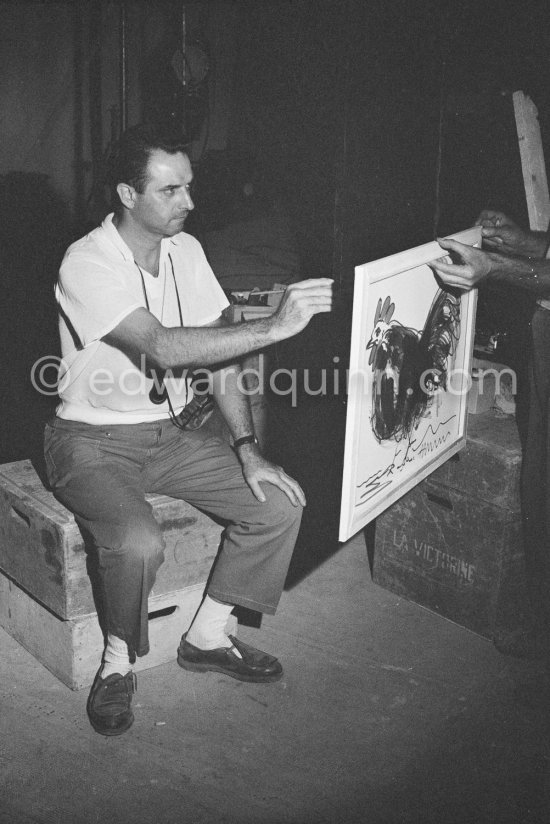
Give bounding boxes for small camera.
[149,370,168,404]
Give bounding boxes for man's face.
[130,149,194,237]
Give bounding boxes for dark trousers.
[521,306,550,628]
[44,417,302,657]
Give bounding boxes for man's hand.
[431,238,492,290]
[476,210,548,258]
[237,445,306,507]
[270,279,333,339]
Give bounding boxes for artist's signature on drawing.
[356,416,456,503]
[412,418,455,459]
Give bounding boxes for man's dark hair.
[107,123,189,209]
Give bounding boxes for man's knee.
[117,519,165,572]
[258,485,303,534]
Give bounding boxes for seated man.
[45,123,333,735]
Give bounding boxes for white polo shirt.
[55,213,229,424]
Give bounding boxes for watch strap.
[233,434,258,449]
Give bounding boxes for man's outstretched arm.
[104,278,333,371]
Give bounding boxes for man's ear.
[116,182,136,210]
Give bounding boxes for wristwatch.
[233,434,258,450]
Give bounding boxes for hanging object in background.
[170,42,210,91]
[141,36,210,141]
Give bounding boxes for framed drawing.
[339,226,480,542]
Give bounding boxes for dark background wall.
[1,0,550,476]
[225,0,550,375]
[228,0,550,273]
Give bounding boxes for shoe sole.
[177,655,283,683]
[88,714,135,736]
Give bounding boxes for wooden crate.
[373,477,528,638]
[427,413,521,509]
[0,460,223,619]
[373,412,530,640]
[0,571,236,690]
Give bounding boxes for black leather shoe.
[86,669,137,736]
[177,634,283,683]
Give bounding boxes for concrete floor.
[1,529,549,824]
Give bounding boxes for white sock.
[186,595,236,651]
[101,633,132,678]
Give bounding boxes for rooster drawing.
[366,289,461,442]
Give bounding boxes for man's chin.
[166,217,187,235]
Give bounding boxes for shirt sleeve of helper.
[56,252,142,349]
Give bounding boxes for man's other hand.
[430,238,491,290]
[238,447,306,507]
[476,210,547,258]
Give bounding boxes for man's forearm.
[495,229,550,259]
[488,251,550,296]
[105,278,333,372]
[151,316,278,371]
[211,364,256,441]
[149,278,333,370]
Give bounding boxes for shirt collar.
[100,213,133,261]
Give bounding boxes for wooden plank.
[513,90,550,231]
[0,574,213,690]
[0,460,223,618]
[0,460,74,524]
